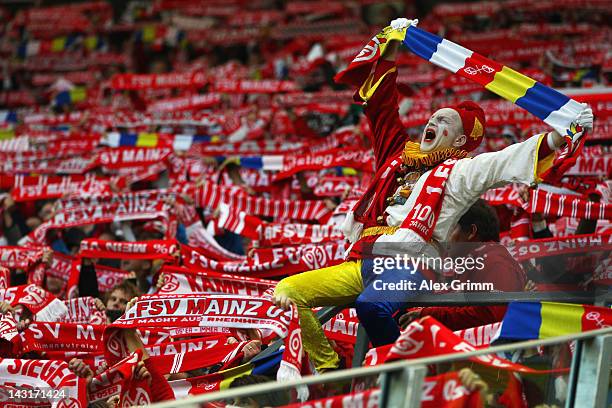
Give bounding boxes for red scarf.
[16,323,104,355]
[0,358,87,407]
[187,182,331,222]
[157,264,275,296]
[23,201,169,245]
[365,317,566,375]
[217,204,345,245]
[507,232,612,261]
[0,284,67,322]
[60,297,107,325]
[283,371,484,408]
[96,147,173,169]
[110,72,207,90]
[88,350,148,405]
[64,238,177,298]
[529,188,611,220]
[78,238,178,260]
[181,243,346,279]
[399,159,459,241]
[0,247,44,269]
[272,148,374,181]
[104,294,303,382]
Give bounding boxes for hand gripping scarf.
[103,294,303,384]
[64,238,178,298]
[336,23,588,182]
[0,284,68,322]
[87,350,149,405]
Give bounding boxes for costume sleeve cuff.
[534,133,556,183]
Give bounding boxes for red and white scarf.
[78,238,178,261]
[217,204,345,245]
[96,147,173,169]
[365,316,565,375]
[507,232,612,261]
[17,322,105,354]
[283,369,486,408]
[398,159,459,241]
[87,350,148,405]
[187,183,331,221]
[60,297,107,325]
[0,284,67,322]
[529,188,611,220]
[0,358,87,407]
[110,72,207,90]
[0,247,44,269]
[272,148,374,181]
[157,264,275,296]
[104,294,303,383]
[22,201,170,245]
[181,243,346,278]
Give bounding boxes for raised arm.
[447,104,594,200]
[355,19,417,170]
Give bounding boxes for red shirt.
[417,243,526,331]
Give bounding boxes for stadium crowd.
[0,0,610,407]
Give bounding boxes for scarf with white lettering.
[506,232,612,261]
[271,148,374,181]
[96,147,173,169]
[0,358,87,408]
[15,323,104,355]
[63,238,178,298]
[56,189,175,211]
[87,350,149,405]
[0,284,68,322]
[21,201,170,245]
[10,176,112,202]
[45,252,133,297]
[0,267,8,290]
[110,72,207,90]
[0,247,44,270]
[350,157,459,257]
[157,264,275,296]
[104,294,303,383]
[180,242,347,278]
[146,337,245,375]
[217,204,345,245]
[60,297,107,325]
[78,238,178,260]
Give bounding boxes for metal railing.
[150,326,612,408]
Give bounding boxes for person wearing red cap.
[273,18,594,373]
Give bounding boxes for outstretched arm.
[447,104,594,200]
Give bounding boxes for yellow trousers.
[274,260,363,371]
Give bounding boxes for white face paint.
[419,108,465,153]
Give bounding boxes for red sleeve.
[358,60,408,170]
[538,136,554,157]
[144,359,174,402]
[474,251,526,292]
[418,305,508,331]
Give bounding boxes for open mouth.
[423,128,436,142]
